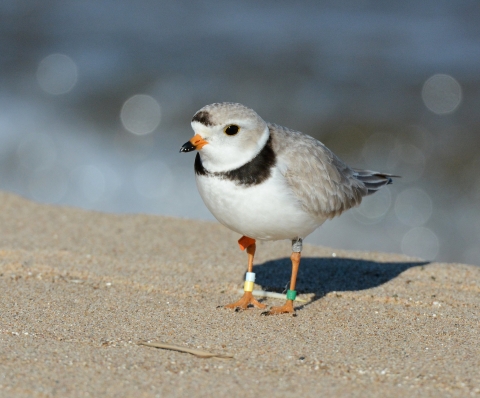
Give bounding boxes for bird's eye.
[224,125,240,136]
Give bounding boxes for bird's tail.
[352,168,400,195]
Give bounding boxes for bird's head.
[180,102,269,173]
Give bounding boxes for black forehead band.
[192,111,214,126]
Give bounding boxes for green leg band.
[286,289,297,301]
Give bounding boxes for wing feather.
[269,124,377,219]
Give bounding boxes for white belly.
[196,168,325,240]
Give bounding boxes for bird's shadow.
[253,257,429,310]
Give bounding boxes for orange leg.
[264,251,301,315]
[224,237,267,310]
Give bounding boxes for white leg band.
[245,272,255,282]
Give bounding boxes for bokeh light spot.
[401,227,439,261]
[36,54,78,95]
[394,188,432,227]
[353,188,391,224]
[387,144,426,183]
[422,74,462,115]
[120,94,161,135]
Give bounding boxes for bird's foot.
[262,300,295,315]
[224,291,267,311]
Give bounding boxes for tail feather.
[352,168,399,195]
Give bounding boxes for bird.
[180,102,398,315]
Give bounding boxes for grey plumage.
[269,123,397,220]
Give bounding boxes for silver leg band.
[292,238,303,253]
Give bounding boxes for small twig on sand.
[237,289,308,303]
[137,341,234,359]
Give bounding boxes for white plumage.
[196,165,324,240]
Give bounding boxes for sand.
[0,192,478,397]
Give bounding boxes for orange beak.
[190,134,208,150]
[179,134,208,153]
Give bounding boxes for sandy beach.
[0,191,478,397]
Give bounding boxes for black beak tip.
[180,141,196,153]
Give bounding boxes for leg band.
[244,281,254,292]
[245,272,255,282]
[292,238,303,253]
[286,289,297,301]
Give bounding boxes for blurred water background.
[1,1,479,265]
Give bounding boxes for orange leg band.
[238,236,256,251]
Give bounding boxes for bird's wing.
[269,123,368,219]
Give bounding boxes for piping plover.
[180,102,397,315]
